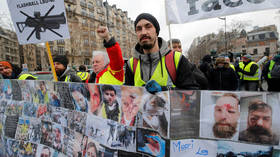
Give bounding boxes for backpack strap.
[165,50,176,83]
[133,58,138,75]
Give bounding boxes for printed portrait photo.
[70,83,90,112]
[86,114,109,144]
[121,86,144,126]
[72,132,88,157]
[138,91,170,138]
[48,81,61,108]
[52,124,64,152]
[33,81,50,104]
[37,103,52,121]
[169,90,200,139]
[238,92,280,145]
[87,84,102,116]
[67,110,86,134]
[29,118,42,143]
[15,117,30,141]
[100,84,122,122]
[51,106,69,127]
[5,139,20,157]
[5,100,23,116]
[36,144,55,157]
[23,101,38,118]
[18,141,38,157]
[200,91,241,141]
[17,80,34,102]
[40,121,53,147]
[137,128,166,157]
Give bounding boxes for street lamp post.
[218,17,227,54]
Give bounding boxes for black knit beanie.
[53,55,68,68]
[134,13,160,36]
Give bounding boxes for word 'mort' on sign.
[187,0,265,15]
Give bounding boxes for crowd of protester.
[0,13,280,92]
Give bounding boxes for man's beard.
[247,126,271,135]
[140,38,156,50]
[55,69,65,77]
[213,122,237,138]
[246,126,273,144]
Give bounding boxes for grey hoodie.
[125,37,199,89]
[132,37,176,82]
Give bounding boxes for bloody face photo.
[137,128,166,157]
[239,92,280,145]
[121,86,144,126]
[87,84,102,116]
[200,91,241,141]
[140,92,169,138]
[70,83,90,112]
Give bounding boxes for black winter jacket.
[208,67,238,90]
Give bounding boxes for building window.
[84,40,89,46]
[85,58,90,65]
[88,2,94,10]
[58,46,64,55]
[265,47,270,53]
[80,0,87,7]
[97,0,102,6]
[81,8,87,17]
[270,32,276,38]
[241,45,245,48]
[259,34,265,40]
[57,40,65,45]
[253,49,258,55]
[82,18,88,26]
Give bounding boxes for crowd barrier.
[0,79,279,157]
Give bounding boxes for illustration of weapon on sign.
[16,5,66,41]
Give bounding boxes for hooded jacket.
[125,37,199,90]
[57,67,81,82]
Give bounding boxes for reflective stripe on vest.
[238,62,259,81]
[98,70,123,85]
[230,64,235,71]
[129,51,181,87]
[18,74,37,80]
[268,60,275,79]
[77,72,89,81]
[65,76,71,82]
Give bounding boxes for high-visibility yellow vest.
[229,63,235,71]
[18,74,37,80]
[101,103,121,122]
[98,69,123,85]
[238,61,259,81]
[268,60,275,79]
[129,51,181,87]
[77,72,89,81]
[65,75,71,82]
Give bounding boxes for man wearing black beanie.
[53,55,81,82]
[124,13,199,91]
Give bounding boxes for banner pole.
[45,42,58,81]
[164,0,173,49]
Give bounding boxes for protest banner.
[6,0,70,45]
[165,0,280,24]
[0,79,280,156]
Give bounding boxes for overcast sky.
[1,0,279,53]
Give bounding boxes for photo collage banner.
[0,79,279,157]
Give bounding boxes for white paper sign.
[7,0,70,45]
[170,139,217,157]
[166,0,280,24]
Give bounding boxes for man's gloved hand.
[145,80,161,94]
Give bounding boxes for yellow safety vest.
[268,60,275,79]
[18,74,37,80]
[101,103,121,122]
[98,69,123,85]
[129,51,181,87]
[229,63,235,71]
[238,61,259,81]
[77,72,89,81]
